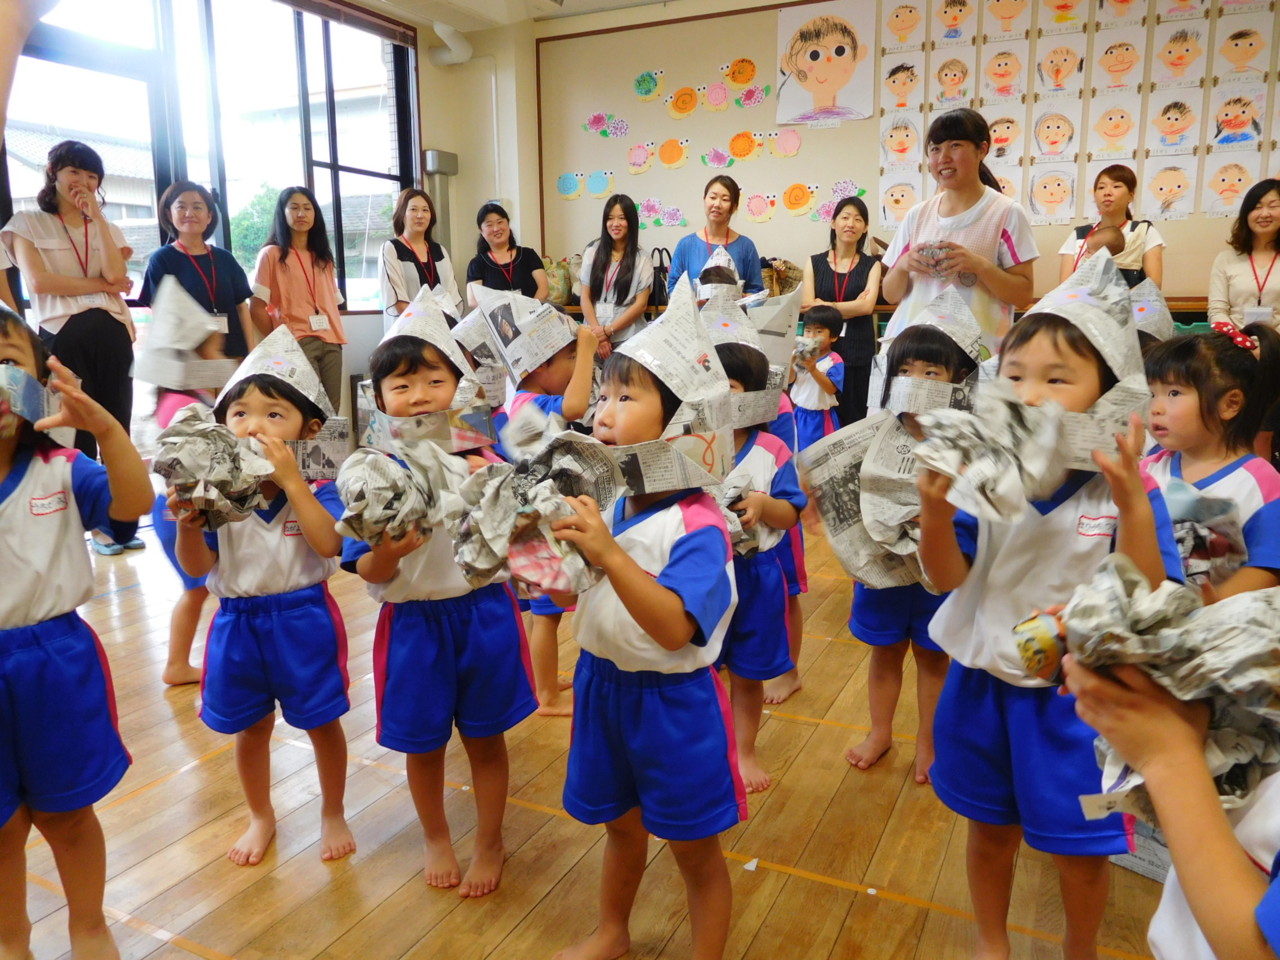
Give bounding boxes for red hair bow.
[1211,320,1259,350]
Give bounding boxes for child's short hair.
[887,63,917,80]
[1137,330,1161,357]
[999,312,1119,395]
[0,304,49,383]
[699,264,739,287]
[600,352,682,426]
[214,373,328,426]
[715,342,769,393]
[1145,324,1280,451]
[368,335,464,412]
[802,305,843,339]
[880,324,976,407]
[1087,226,1126,257]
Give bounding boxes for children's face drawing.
[1033,175,1070,212]
[886,5,921,39]
[1210,165,1249,202]
[1218,98,1260,135]
[1158,34,1202,76]
[884,125,918,156]
[1149,168,1190,207]
[884,183,918,220]
[1221,31,1264,70]
[1098,43,1140,83]
[1042,0,1082,17]
[987,0,1028,24]
[936,2,974,30]
[996,176,1017,198]
[1035,114,1072,153]
[885,68,920,101]
[1041,46,1080,87]
[1094,106,1134,143]
[985,51,1022,87]
[989,118,1022,148]
[792,28,864,99]
[938,64,967,91]
[1153,106,1195,139]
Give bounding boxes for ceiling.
[367,0,678,33]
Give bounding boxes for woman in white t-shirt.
[579,194,653,359]
[881,109,1038,348]
[1058,164,1164,288]
[1,140,134,460]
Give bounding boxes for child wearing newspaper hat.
[790,305,846,451]
[340,303,535,898]
[550,284,743,960]
[714,340,806,793]
[845,293,980,785]
[916,256,1184,958]
[0,304,152,960]
[168,326,355,868]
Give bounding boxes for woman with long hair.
[465,202,548,306]
[1058,164,1164,287]
[380,188,462,320]
[248,186,345,409]
[881,108,1038,347]
[579,194,652,359]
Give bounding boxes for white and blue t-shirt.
[0,445,137,629]
[726,429,806,555]
[573,489,736,673]
[791,353,845,412]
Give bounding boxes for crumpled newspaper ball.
[333,448,433,546]
[916,378,1068,522]
[151,403,274,529]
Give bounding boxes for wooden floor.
[25,523,1163,960]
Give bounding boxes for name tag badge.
[308,312,330,332]
[211,313,228,334]
[78,292,106,308]
[1243,305,1273,327]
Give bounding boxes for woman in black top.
[466,202,548,306]
[800,195,882,425]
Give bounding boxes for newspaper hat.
[906,286,984,363]
[1128,278,1175,343]
[472,285,577,384]
[700,290,772,428]
[615,274,735,487]
[697,245,742,301]
[215,325,335,419]
[1023,250,1142,381]
[133,276,239,391]
[381,285,482,409]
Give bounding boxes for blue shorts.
[0,612,131,821]
[718,548,793,680]
[848,582,945,651]
[776,524,807,596]
[152,493,207,592]
[931,662,1128,856]
[564,649,747,841]
[795,407,839,453]
[529,593,573,617]
[201,583,350,734]
[373,583,536,753]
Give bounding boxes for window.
[1,0,418,309]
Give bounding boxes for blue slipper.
[122,537,147,550]
[90,538,124,556]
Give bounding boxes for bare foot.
[739,755,771,794]
[914,746,935,785]
[69,925,120,960]
[424,837,461,888]
[458,841,505,898]
[844,732,892,770]
[557,675,574,691]
[763,669,803,705]
[162,663,202,685]
[535,692,574,717]
[228,814,275,866]
[552,927,631,960]
[320,813,356,861]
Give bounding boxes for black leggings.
[41,308,134,459]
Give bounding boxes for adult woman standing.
[380,188,462,320]
[802,195,881,425]
[1208,178,1280,330]
[139,180,255,358]
[249,186,345,410]
[667,175,765,296]
[1058,164,1164,287]
[1,141,134,456]
[580,194,652,359]
[881,108,1037,347]
[466,202,548,307]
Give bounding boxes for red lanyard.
[175,240,218,310]
[400,235,437,289]
[296,249,319,311]
[488,248,517,289]
[1074,220,1126,271]
[831,253,855,302]
[703,229,728,260]
[57,213,90,277]
[1250,251,1278,305]
[604,257,622,299]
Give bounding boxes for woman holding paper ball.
[380,187,463,320]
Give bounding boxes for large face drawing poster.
[775,1,875,126]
